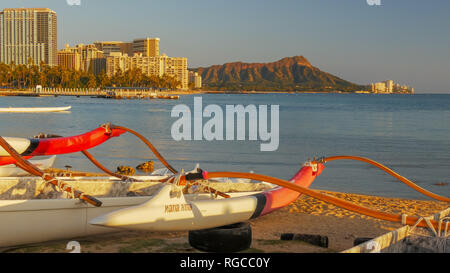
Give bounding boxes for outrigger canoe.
[0,106,71,113]
[1,124,446,249]
[0,164,320,248]
[0,124,323,247]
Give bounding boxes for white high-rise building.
[105,52,189,90]
[385,80,394,93]
[189,71,202,89]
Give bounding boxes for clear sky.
[4,0,450,93]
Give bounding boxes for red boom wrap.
[28,127,126,156]
[260,163,324,216]
[0,127,126,166]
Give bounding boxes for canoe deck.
[0,176,272,200]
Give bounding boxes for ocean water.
[0,93,449,200]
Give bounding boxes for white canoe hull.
[0,175,267,248]
[90,184,259,232]
[0,196,148,248]
[0,192,260,248]
[0,106,71,113]
[0,156,56,177]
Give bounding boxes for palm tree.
[0,63,10,86]
[0,62,186,90]
[87,74,97,88]
[96,70,110,88]
[26,57,35,88]
[9,61,17,88]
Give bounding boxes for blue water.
[0,93,449,199]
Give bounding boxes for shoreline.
[0,89,414,97]
[3,190,447,253]
[172,89,413,95]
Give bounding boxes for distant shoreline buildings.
[0,8,199,90]
[370,80,414,94]
[58,39,190,90]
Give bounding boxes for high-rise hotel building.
[133,38,159,57]
[0,8,57,66]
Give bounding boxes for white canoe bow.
[0,156,56,177]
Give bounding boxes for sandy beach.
[2,190,447,253]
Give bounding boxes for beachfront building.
[371,80,414,94]
[74,44,105,74]
[386,80,394,93]
[159,54,188,90]
[133,38,160,57]
[105,52,188,90]
[0,8,57,66]
[397,85,414,94]
[95,38,160,58]
[105,52,129,76]
[189,71,202,89]
[128,53,163,76]
[57,44,105,74]
[371,82,388,93]
[106,53,164,77]
[58,45,81,71]
[93,41,133,57]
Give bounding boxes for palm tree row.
[0,60,181,89]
